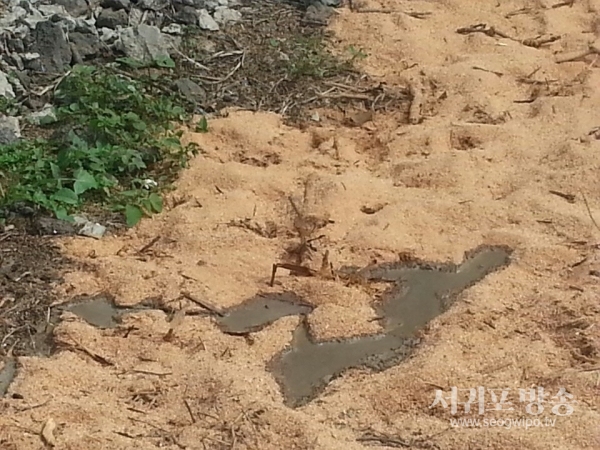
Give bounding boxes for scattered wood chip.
[408,80,424,124]
[360,203,387,214]
[549,190,576,203]
[41,418,57,447]
[456,23,513,40]
[522,35,560,48]
[181,290,225,316]
[270,263,316,286]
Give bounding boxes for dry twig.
[181,291,225,316]
[408,79,424,124]
[555,40,600,63]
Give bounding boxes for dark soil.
[0,232,74,357]
[175,0,409,125]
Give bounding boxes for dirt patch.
[177,0,409,125]
[0,232,74,357]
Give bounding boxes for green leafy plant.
[0,64,200,227]
[286,36,353,79]
[195,116,209,133]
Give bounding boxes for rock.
[174,6,198,25]
[7,38,25,54]
[75,17,98,34]
[115,24,174,63]
[96,8,129,29]
[213,6,241,25]
[22,52,41,62]
[0,6,27,30]
[31,21,72,73]
[69,32,101,59]
[174,78,206,102]
[22,8,45,29]
[305,4,333,22]
[37,5,70,18]
[54,0,89,17]
[101,0,131,10]
[7,54,24,71]
[218,0,228,5]
[313,0,340,6]
[137,0,169,11]
[99,27,118,43]
[162,23,183,35]
[128,7,144,25]
[173,0,206,6]
[78,221,107,239]
[32,217,77,236]
[0,116,20,145]
[28,104,57,125]
[13,24,30,40]
[197,9,219,30]
[0,71,16,99]
[204,0,219,11]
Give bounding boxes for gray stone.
[0,6,27,29]
[213,6,241,25]
[173,0,204,6]
[34,217,77,236]
[22,52,41,61]
[174,6,198,25]
[174,78,206,102]
[96,8,129,29]
[7,54,24,71]
[7,38,25,54]
[137,0,168,11]
[31,21,72,73]
[54,0,89,17]
[0,71,16,99]
[128,7,144,26]
[13,24,30,39]
[318,0,341,6]
[28,104,57,125]
[197,9,219,30]
[37,4,70,17]
[101,0,131,10]
[99,27,118,43]
[78,221,107,239]
[0,116,20,145]
[22,8,45,29]
[305,4,333,22]
[204,0,218,11]
[69,32,101,59]
[115,24,174,62]
[162,23,183,35]
[75,17,98,34]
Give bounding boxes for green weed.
[0,64,200,227]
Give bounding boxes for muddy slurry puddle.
[216,292,314,335]
[0,246,511,407]
[270,245,512,407]
[59,295,156,329]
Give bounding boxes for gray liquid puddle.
[270,245,512,407]
[0,245,512,408]
[216,292,314,334]
[61,295,151,329]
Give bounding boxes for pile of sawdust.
[1,0,600,448]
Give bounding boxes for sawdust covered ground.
[1,0,600,448]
